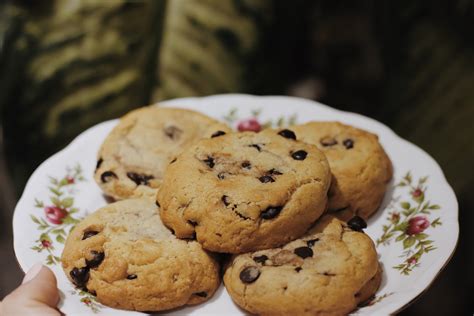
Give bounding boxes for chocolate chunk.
[241,161,252,169]
[249,144,262,152]
[222,195,230,206]
[127,274,137,280]
[278,129,296,140]
[203,156,215,168]
[170,158,177,164]
[218,172,226,180]
[259,175,275,183]
[82,230,99,240]
[164,125,183,140]
[320,137,338,147]
[127,172,154,186]
[347,216,367,231]
[100,171,117,183]
[294,246,313,259]
[95,158,103,171]
[156,200,160,208]
[261,206,282,219]
[239,266,260,283]
[295,267,302,272]
[343,139,354,149]
[306,238,320,247]
[291,150,307,160]
[86,251,105,268]
[187,220,198,227]
[70,267,89,287]
[267,168,282,175]
[253,255,268,264]
[211,130,226,138]
[194,291,208,297]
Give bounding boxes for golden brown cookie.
[223,215,380,316]
[61,198,220,312]
[157,128,331,253]
[94,106,231,200]
[292,122,393,220]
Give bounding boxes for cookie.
[157,128,331,253]
[94,106,231,200]
[61,198,220,312]
[223,215,380,316]
[292,121,393,220]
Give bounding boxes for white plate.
[13,94,459,315]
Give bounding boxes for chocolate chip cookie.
[223,215,380,316]
[61,198,220,312]
[292,122,393,220]
[94,106,231,200]
[157,129,331,253]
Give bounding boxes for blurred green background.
[0,0,472,314]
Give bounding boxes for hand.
[0,263,60,316]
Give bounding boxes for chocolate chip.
[347,216,367,231]
[95,158,103,170]
[127,172,154,186]
[291,150,307,160]
[294,247,313,259]
[86,251,105,268]
[127,274,137,280]
[217,172,226,180]
[306,238,320,247]
[278,129,296,140]
[267,168,282,175]
[259,175,275,183]
[261,206,282,219]
[194,291,208,297]
[187,220,198,226]
[239,266,260,283]
[164,125,183,140]
[241,161,252,169]
[89,290,97,296]
[320,137,338,147]
[253,255,268,264]
[295,267,302,272]
[343,139,354,149]
[100,171,117,183]
[211,130,226,138]
[203,156,215,168]
[156,200,160,208]
[82,230,99,240]
[222,195,230,206]
[249,144,262,152]
[170,158,177,164]
[70,267,89,287]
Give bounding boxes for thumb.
[1,263,60,316]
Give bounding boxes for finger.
[1,263,60,316]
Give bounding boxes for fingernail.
[22,262,44,284]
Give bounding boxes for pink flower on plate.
[412,188,422,198]
[237,118,261,132]
[41,240,52,248]
[44,206,68,225]
[406,216,430,235]
[391,212,400,223]
[66,176,75,184]
[406,256,418,265]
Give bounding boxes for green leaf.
[415,233,428,240]
[62,197,74,208]
[49,187,62,196]
[251,108,261,117]
[404,172,412,184]
[403,236,416,249]
[51,228,65,235]
[395,234,406,242]
[431,217,442,227]
[34,198,44,208]
[400,202,410,210]
[39,233,51,241]
[51,197,61,206]
[56,235,65,243]
[69,208,79,214]
[419,176,429,184]
[394,222,408,232]
[428,204,441,210]
[396,181,407,187]
[30,215,41,224]
[59,178,68,186]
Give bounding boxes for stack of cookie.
[61,106,392,315]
